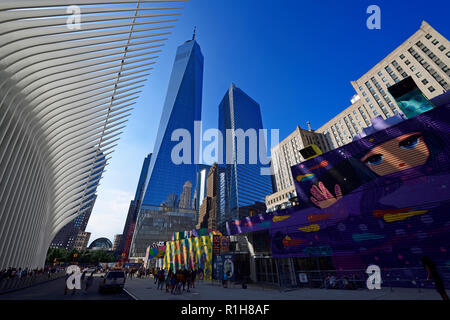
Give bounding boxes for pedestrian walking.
[170,273,176,294]
[242,274,247,289]
[85,272,94,292]
[157,269,165,290]
[191,268,197,288]
[182,268,188,291]
[165,272,171,292]
[64,271,73,295]
[222,271,228,288]
[154,268,159,284]
[422,256,449,300]
[81,270,86,283]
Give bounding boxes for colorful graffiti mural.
[163,233,214,280]
[225,213,273,235]
[146,244,166,260]
[268,105,450,276]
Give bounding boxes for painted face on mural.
[360,132,430,176]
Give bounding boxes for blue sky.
[86,0,450,243]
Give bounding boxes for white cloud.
[85,188,133,246]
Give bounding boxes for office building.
[50,153,105,250]
[112,234,123,252]
[179,181,193,209]
[73,231,91,252]
[140,37,204,208]
[266,124,332,210]
[0,1,184,269]
[197,163,220,229]
[166,193,179,208]
[267,124,333,209]
[219,84,273,226]
[118,154,152,259]
[193,164,211,220]
[50,195,97,250]
[130,36,203,258]
[317,21,449,148]
[129,205,196,258]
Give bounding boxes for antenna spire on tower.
[192,26,196,40]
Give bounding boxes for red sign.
[220,236,230,253]
[213,235,221,255]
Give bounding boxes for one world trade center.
[140,36,203,209]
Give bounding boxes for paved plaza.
[124,278,444,300]
[0,274,445,300]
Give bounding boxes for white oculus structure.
[0,0,187,269]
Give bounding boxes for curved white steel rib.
[0,0,187,268]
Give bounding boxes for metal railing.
[278,266,450,292]
[0,270,66,295]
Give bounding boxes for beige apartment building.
[73,231,91,251]
[112,234,123,252]
[266,21,448,210]
[317,21,449,148]
[266,125,332,210]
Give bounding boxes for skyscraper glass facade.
[193,164,211,221]
[118,154,152,257]
[140,40,203,208]
[219,84,273,225]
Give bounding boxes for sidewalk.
[124,278,443,300]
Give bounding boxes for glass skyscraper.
[140,39,203,208]
[117,153,151,258]
[219,84,273,226]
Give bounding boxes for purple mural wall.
[269,104,450,280]
[224,98,450,288]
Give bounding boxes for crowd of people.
[147,267,199,295]
[323,273,362,290]
[0,266,61,282]
[123,266,247,293]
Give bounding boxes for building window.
[373,110,378,116]
[400,54,405,59]
[416,72,422,78]
[432,39,439,45]
[428,86,435,92]
[377,71,383,76]
[405,60,411,65]
[382,76,386,82]
[410,66,416,71]
[439,45,446,51]
[425,34,432,39]
[447,51,450,58]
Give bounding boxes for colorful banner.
[213,235,221,255]
[146,245,166,260]
[220,236,230,253]
[163,233,213,280]
[269,105,450,274]
[172,228,221,241]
